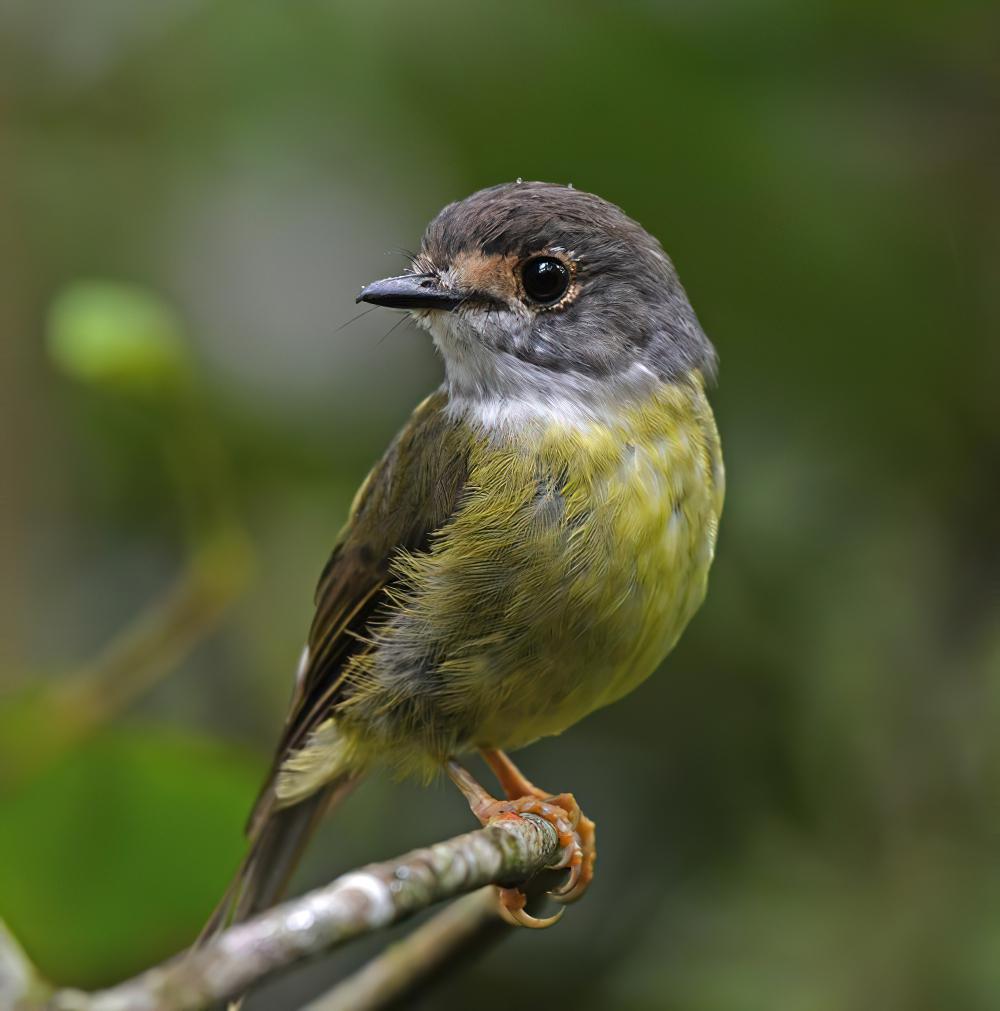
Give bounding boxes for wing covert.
[250,390,470,826]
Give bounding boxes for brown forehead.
[449,250,522,300]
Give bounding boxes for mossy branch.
[4,814,559,1011]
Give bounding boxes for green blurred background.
[2,1,998,1008]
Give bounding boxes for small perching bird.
[207,181,724,934]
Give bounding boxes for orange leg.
[446,751,597,928]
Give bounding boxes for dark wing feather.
[247,390,470,833]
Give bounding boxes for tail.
[199,772,360,944]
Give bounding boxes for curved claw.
[557,839,580,867]
[547,861,583,903]
[549,866,590,905]
[547,818,595,905]
[496,887,565,929]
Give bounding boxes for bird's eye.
[520,256,570,305]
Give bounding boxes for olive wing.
[249,391,471,828]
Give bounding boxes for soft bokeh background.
[2,2,998,1008]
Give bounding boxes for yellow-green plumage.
[276,374,723,800]
[202,181,725,945]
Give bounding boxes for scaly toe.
[548,813,596,905]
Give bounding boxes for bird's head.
[357,181,715,427]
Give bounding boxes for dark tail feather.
[199,773,360,944]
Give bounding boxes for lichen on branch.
[11,814,559,1011]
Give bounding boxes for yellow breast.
[373,374,724,759]
[472,375,724,747]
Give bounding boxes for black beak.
[356,273,464,311]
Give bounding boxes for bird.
[206,180,724,935]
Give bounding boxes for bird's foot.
[446,752,596,928]
[481,748,596,908]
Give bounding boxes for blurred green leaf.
[0,727,259,987]
[46,282,192,394]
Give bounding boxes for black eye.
[521,256,570,305]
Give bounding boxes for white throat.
[418,310,659,433]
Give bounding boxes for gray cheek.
[466,307,530,354]
[515,319,570,370]
[528,312,637,377]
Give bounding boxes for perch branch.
[302,887,508,1011]
[30,814,559,1011]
